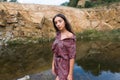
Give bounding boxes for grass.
[76,29,120,42]
[6,29,120,45]
[6,37,54,45]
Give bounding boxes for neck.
[60,29,68,33]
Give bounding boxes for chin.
[58,28,62,31]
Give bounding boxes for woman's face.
[54,16,66,31]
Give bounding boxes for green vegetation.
[7,29,120,45]
[68,0,79,7]
[85,1,95,8]
[85,0,120,8]
[0,0,17,2]
[0,0,7,2]
[61,1,69,6]
[6,37,54,45]
[76,29,120,41]
[9,0,17,2]
[61,0,120,8]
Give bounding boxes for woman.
[52,14,76,80]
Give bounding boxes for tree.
[61,1,69,6]
[0,0,7,2]
[68,0,79,7]
[85,1,94,8]
[9,0,17,2]
[0,0,17,2]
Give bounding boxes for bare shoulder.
[67,32,74,38]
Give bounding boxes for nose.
[56,22,60,27]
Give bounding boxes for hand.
[67,74,73,80]
[52,66,56,75]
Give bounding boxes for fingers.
[55,76,59,80]
[52,70,56,75]
[67,74,73,80]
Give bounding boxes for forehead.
[54,16,64,21]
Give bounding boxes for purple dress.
[52,32,76,80]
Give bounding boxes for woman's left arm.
[69,58,75,75]
[67,36,76,80]
[67,58,75,80]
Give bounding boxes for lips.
[57,26,62,30]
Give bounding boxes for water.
[74,64,120,80]
[0,41,120,80]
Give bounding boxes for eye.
[55,21,57,25]
[58,20,62,23]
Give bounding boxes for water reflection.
[16,64,120,80]
[0,41,120,80]
[74,64,120,80]
[0,42,52,80]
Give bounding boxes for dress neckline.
[59,32,75,41]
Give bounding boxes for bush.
[85,1,94,8]
[76,29,120,41]
[61,2,69,6]
[84,0,120,8]
[68,0,79,7]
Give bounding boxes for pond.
[0,41,120,80]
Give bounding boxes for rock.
[16,70,55,80]
[17,75,30,80]
[0,2,119,43]
[0,10,6,27]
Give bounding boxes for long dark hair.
[52,13,74,34]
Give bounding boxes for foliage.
[85,1,94,8]
[9,0,17,2]
[6,39,24,45]
[0,0,7,2]
[0,0,17,2]
[103,0,120,3]
[68,0,79,7]
[85,0,120,8]
[76,29,120,41]
[61,1,69,6]
[6,37,54,45]
[67,0,120,8]
[6,29,120,45]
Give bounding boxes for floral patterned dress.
[52,32,76,80]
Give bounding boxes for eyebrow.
[55,19,62,22]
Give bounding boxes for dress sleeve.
[68,39,76,59]
[64,38,76,59]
